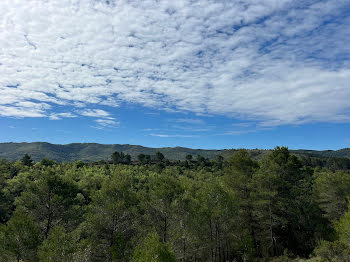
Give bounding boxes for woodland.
[0,147,350,261]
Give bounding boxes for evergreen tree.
[315,203,350,261]
[252,147,319,257]
[21,153,33,167]
[185,154,192,161]
[314,170,350,222]
[133,232,175,262]
[85,171,138,261]
[111,151,122,164]
[138,153,146,163]
[224,149,259,256]
[1,210,40,262]
[15,168,82,238]
[38,226,77,262]
[155,151,165,162]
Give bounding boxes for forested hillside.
[0,142,223,162]
[1,147,350,261]
[1,142,350,163]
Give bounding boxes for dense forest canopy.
[0,147,350,261]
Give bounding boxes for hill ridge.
[0,142,349,162]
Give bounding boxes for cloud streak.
[150,134,198,138]
[77,109,112,118]
[0,0,349,126]
[49,112,76,120]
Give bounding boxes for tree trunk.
[45,190,52,239]
[210,219,214,262]
[163,213,167,243]
[268,200,277,256]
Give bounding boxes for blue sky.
[1,0,350,150]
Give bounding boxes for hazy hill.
[0,142,349,162]
[0,142,224,162]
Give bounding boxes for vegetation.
[0,142,224,162]
[0,147,350,261]
[1,142,350,164]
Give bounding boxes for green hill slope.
[0,142,349,162]
[0,142,224,162]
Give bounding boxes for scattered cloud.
[221,130,257,136]
[221,124,274,136]
[0,0,349,125]
[0,105,47,118]
[144,112,161,116]
[92,118,119,129]
[141,128,162,132]
[174,118,205,125]
[77,109,111,118]
[49,112,77,120]
[171,125,211,132]
[232,122,253,128]
[150,134,198,138]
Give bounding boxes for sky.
[0,0,350,150]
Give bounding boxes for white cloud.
[174,118,205,125]
[77,109,111,118]
[49,112,77,120]
[232,123,252,128]
[93,118,119,129]
[0,103,49,118]
[222,130,257,136]
[150,134,198,138]
[0,0,349,125]
[172,125,211,132]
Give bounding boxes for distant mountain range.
[0,142,349,162]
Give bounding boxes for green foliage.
[138,153,146,163]
[133,232,175,262]
[315,203,350,261]
[0,163,14,223]
[0,142,227,162]
[335,203,350,244]
[111,151,131,164]
[15,168,83,238]
[1,210,41,261]
[21,153,33,166]
[155,151,165,161]
[315,240,350,261]
[251,147,323,257]
[40,158,56,167]
[313,171,350,222]
[38,226,77,262]
[84,170,138,260]
[185,154,192,161]
[0,146,349,261]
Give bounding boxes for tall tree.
[111,151,122,164]
[155,152,165,162]
[314,170,350,222]
[252,147,320,257]
[1,210,40,262]
[224,149,259,256]
[133,232,175,262]
[38,226,77,262]
[315,203,350,261]
[84,171,138,261]
[185,154,192,161]
[15,168,82,238]
[141,173,183,244]
[21,154,33,167]
[138,154,146,163]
